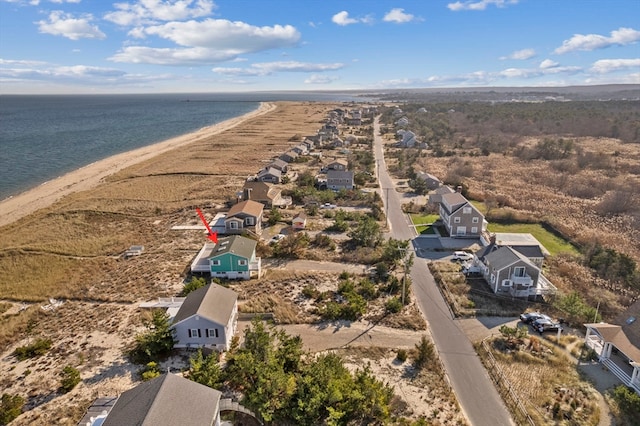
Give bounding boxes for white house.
[171,283,238,351]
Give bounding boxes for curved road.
[373,117,514,426]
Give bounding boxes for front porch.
[585,325,640,394]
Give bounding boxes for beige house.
[326,158,348,171]
[585,300,640,394]
[225,200,263,235]
[242,180,290,208]
[439,192,486,238]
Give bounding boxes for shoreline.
[0,102,276,228]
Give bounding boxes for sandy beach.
[0,102,275,229]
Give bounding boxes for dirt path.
[262,259,368,275]
[272,321,425,352]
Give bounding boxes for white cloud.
[331,11,372,26]
[332,11,357,26]
[111,19,300,65]
[447,0,518,12]
[500,48,535,60]
[0,63,126,80]
[104,0,215,26]
[213,61,344,76]
[0,58,47,66]
[140,19,299,49]
[554,27,640,54]
[383,8,417,24]
[539,59,558,69]
[37,11,106,40]
[498,65,581,79]
[590,58,640,74]
[304,74,338,84]
[110,46,239,65]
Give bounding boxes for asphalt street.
[373,117,515,426]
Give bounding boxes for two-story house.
[190,235,261,280]
[439,192,486,238]
[326,169,354,190]
[242,181,290,208]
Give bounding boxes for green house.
[191,235,261,280]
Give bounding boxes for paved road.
[373,117,514,426]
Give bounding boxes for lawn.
[486,222,579,256]
[410,213,439,235]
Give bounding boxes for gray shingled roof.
[103,373,221,426]
[484,246,535,271]
[209,235,256,260]
[172,283,238,326]
[440,192,468,213]
[479,243,544,261]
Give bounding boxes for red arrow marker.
[196,208,218,243]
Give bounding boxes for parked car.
[532,318,563,333]
[519,312,551,324]
[320,203,337,209]
[269,234,286,244]
[452,251,473,262]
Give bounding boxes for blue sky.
[1,0,639,94]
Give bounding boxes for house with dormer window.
[190,235,261,280]
[225,200,263,235]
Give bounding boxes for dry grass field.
[477,333,601,426]
[0,102,460,425]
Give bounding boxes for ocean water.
[0,92,369,201]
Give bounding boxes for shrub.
[129,310,176,364]
[140,361,161,381]
[385,297,402,314]
[0,393,25,425]
[181,277,207,296]
[413,336,435,370]
[59,365,81,393]
[396,349,408,363]
[301,285,319,299]
[13,338,52,361]
[610,385,640,419]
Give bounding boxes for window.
[472,217,479,223]
[206,329,219,338]
[463,207,472,214]
[238,259,247,266]
[490,274,496,283]
[246,217,254,225]
[211,260,220,266]
[454,217,461,223]
[502,279,513,287]
[514,267,526,278]
[471,227,478,234]
[229,222,238,229]
[188,329,201,338]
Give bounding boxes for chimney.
[243,188,252,201]
[456,185,462,193]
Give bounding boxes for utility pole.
[397,245,414,306]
